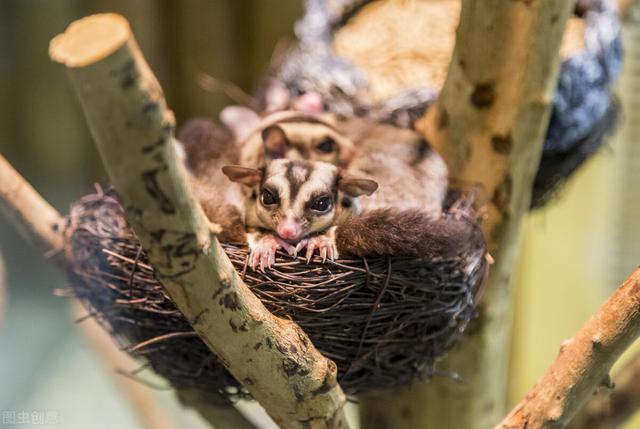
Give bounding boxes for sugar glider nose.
[277,221,301,241]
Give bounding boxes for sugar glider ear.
[261,125,289,160]
[219,106,260,142]
[338,174,378,197]
[222,165,262,187]
[263,79,291,112]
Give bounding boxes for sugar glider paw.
[294,228,339,263]
[247,233,280,271]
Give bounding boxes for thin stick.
[496,268,640,429]
[0,154,64,255]
[50,14,348,429]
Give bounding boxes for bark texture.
[569,350,640,429]
[49,14,349,429]
[360,1,574,428]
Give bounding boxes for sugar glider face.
[232,110,357,169]
[222,159,377,244]
[259,121,356,168]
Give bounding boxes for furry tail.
[336,208,485,260]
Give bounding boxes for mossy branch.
[49,14,349,429]
[360,1,574,428]
[497,268,640,429]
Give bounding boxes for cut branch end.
[50,13,130,68]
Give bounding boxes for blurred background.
[0,1,638,428]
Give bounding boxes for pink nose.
[277,223,300,241]
[293,92,324,113]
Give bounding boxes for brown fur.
[336,208,483,259]
[239,111,356,169]
[199,201,247,244]
[337,117,448,215]
[177,117,238,175]
[177,118,245,241]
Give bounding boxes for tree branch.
[49,14,349,429]
[496,268,640,429]
[360,1,574,428]
[569,349,640,429]
[0,154,64,255]
[0,150,256,428]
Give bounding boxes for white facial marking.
[293,163,335,214]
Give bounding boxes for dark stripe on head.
[285,160,312,200]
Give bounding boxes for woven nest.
[64,190,487,399]
[277,0,622,208]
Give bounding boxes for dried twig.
[497,268,640,429]
[49,14,349,429]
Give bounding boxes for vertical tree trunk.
[360,1,574,428]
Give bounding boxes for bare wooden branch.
[496,268,640,429]
[50,14,349,429]
[0,154,64,255]
[360,1,574,428]
[568,349,640,429]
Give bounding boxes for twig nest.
[65,190,487,398]
[277,0,622,207]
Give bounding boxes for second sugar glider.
[222,159,378,270]
[221,107,357,169]
[225,107,449,217]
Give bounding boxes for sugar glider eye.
[260,189,279,206]
[315,137,336,154]
[310,196,333,213]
